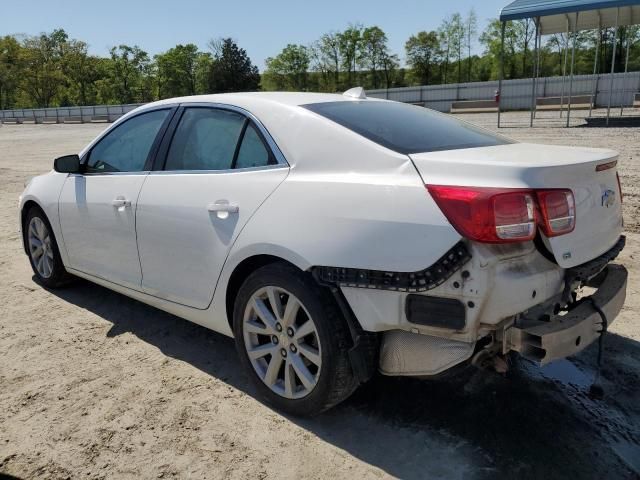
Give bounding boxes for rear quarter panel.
[211,107,462,327]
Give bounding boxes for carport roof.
[500,0,640,34]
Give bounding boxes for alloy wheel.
[243,286,322,399]
[28,216,54,279]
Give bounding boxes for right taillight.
[536,189,576,237]
[427,185,575,244]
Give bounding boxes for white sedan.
[19,89,627,415]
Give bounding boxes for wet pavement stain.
[336,343,640,480]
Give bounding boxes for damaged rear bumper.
[508,264,627,365]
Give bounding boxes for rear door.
[135,105,289,308]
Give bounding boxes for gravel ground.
[0,110,639,479]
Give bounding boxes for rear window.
[303,101,512,154]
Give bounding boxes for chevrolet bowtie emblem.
[602,189,616,208]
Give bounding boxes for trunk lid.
[410,143,623,268]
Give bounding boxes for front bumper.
[508,264,627,365]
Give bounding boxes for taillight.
[427,185,576,244]
[426,185,537,243]
[536,189,575,237]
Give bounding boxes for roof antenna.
[343,87,366,99]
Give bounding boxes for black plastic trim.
[405,295,466,330]
[326,286,379,384]
[313,241,471,293]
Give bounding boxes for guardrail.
[0,103,143,124]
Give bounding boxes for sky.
[3,0,508,70]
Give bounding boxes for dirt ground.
[1,110,639,480]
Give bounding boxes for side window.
[165,108,245,171]
[234,123,274,169]
[87,109,169,173]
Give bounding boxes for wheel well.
[20,200,44,254]
[225,255,300,329]
[224,254,378,384]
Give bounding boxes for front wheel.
[24,207,72,288]
[233,263,357,416]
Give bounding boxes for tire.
[24,207,73,288]
[233,262,358,416]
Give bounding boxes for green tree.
[465,9,478,81]
[20,29,68,107]
[310,32,341,91]
[107,44,152,104]
[480,19,519,79]
[449,13,465,83]
[61,39,102,105]
[155,44,203,98]
[0,35,23,109]
[338,25,362,87]
[515,19,536,77]
[358,26,391,89]
[405,31,441,85]
[264,44,310,91]
[380,50,399,89]
[437,18,453,83]
[207,38,260,93]
[194,53,213,94]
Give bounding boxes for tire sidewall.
[24,207,68,288]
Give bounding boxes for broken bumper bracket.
[508,264,628,365]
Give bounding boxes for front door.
[136,106,288,308]
[59,108,172,289]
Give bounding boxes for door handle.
[112,196,131,209]
[207,202,239,213]
[207,201,239,219]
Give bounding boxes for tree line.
[1,15,639,110]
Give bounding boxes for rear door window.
[302,101,512,154]
[234,123,275,169]
[165,108,245,171]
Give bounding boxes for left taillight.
[426,185,537,243]
[427,185,576,244]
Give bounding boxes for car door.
[58,107,174,289]
[135,105,289,309]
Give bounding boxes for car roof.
[101,92,395,171]
[143,91,386,110]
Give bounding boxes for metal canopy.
[497,0,640,128]
[500,0,640,34]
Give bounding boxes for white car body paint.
[19,92,627,376]
[136,166,289,309]
[410,143,623,268]
[59,173,147,289]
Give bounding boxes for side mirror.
[54,154,82,174]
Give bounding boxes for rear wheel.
[233,263,357,416]
[24,207,72,288]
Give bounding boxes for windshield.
[303,100,512,154]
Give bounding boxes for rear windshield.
[303,100,512,154]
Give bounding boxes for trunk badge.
[601,189,616,208]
